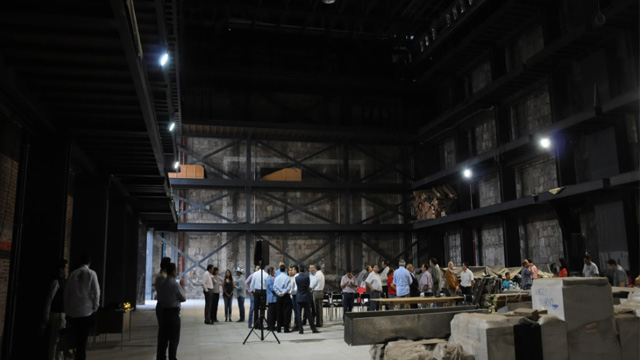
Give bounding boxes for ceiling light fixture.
[322,0,336,4]
[159,52,169,67]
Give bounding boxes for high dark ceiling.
[0,0,178,227]
[0,0,636,228]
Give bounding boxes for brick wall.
[0,154,18,248]
[481,222,505,266]
[478,173,501,207]
[515,155,558,198]
[0,258,9,344]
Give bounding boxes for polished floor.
[87,300,370,360]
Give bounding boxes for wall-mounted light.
[539,137,551,149]
[159,52,169,67]
[173,161,180,169]
[322,0,335,4]
[463,168,472,179]
[169,122,176,131]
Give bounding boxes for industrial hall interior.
[0,0,638,359]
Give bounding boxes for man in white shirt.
[289,266,299,329]
[309,264,325,327]
[582,254,600,277]
[459,262,474,302]
[64,254,100,360]
[202,264,215,324]
[340,269,358,321]
[250,266,269,329]
[379,260,390,297]
[245,265,259,328]
[365,265,383,311]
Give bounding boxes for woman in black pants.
[223,270,235,322]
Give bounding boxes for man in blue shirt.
[274,264,292,332]
[265,267,277,331]
[393,259,412,297]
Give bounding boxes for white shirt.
[157,276,186,308]
[64,265,100,318]
[310,270,325,291]
[365,272,383,292]
[460,269,474,287]
[290,274,298,295]
[202,271,214,291]
[250,269,269,290]
[583,262,599,277]
[380,266,390,285]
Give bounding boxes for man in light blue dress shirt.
[265,267,276,331]
[393,259,412,297]
[274,264,292,332]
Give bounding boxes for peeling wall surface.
[481,223,505,266]
[163,138,410,297]
[522,215,563,265]
[515,155,558,198]
[478,173,501,208]
[445,231,462,266]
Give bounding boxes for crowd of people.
[41,253,638,360]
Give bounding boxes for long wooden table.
[373,296,464,308]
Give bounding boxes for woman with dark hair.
[223,269,235,322]
[557,258,568,277]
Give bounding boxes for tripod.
[243,260,280,344]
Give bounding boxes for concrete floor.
[87,300,370,360]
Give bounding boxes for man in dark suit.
[294,265,320,334]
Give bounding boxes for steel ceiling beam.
[111,0,174,224]
[177,223,412,232]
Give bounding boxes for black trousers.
[67,314,95,360]
[276,294,292,331]
[296,300,317,333]
[267,302,277,330]
[203,290,213,322]
[211,293,220,321]
[253,290,266,328]
[157,307,181,360]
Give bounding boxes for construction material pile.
[412,185,457,222]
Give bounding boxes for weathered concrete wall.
[522,214,563,266]
[442,136,456,169]
[579,206,600,262]
[478,173,501,208]
[515,155,558,198]
[627,115,639,170]
[474,112,497,155]
[445,230,462,266]
[506,25,544,72]
[172,138,408,297]
[481,222,505,266]
[471,60,492,94]
[510,84,552,139]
